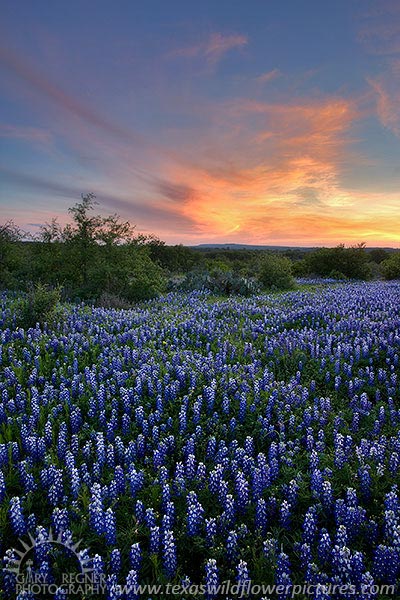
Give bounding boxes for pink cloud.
[0,124,52,146]
[170,32,247,64]
[367,75,400,136]
[255,68,280,84]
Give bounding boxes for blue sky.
[1,0,400,245]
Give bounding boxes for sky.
[1,0,400,247]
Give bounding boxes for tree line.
[1,194,400,306]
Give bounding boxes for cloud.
[151,94,362,242]
[358,1,400,56]
[0,124,53,146]
[255,69,280,84]
[358,4,400,137]
[155,179,196,204]
[0,166,201,234]
[171,32,247,64]
[367,76,400,136]
[0,45,146,147]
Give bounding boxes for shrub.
[307,244,371,280]
[17,283,62,329]
[179,269,260,296]
[124,249,166,301]
[380,253,400,279]
[97,292,132,309]
[258,255,295,290]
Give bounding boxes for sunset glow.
[1,1,400,246]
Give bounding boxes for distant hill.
[191,243,314,251]
[190,243,397,252]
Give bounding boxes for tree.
[307,244,371,279]
[59,193,166,301]
[30,219,64,286]
[0,221,23,288]
[62,193,102,294]
[380,253,400,280]
[368,248,388,264]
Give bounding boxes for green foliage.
[257,254,295,290]
[380,252,400,279]
[368,247,389,264]
[0,221,24,288]
[307,243,372,280]
[123,247,166,301]
[148,241,201,272]
[291,258,310,277]
[16,283,62,329]
[328,269,347,280]
[23,193,166,302]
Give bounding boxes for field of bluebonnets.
[1,281,400,599]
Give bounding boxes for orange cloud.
[147,95,400,245]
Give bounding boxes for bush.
[124,249,166,301]
[258,254,295,290]
[307,244,371,280]
[380,253,400,279]
[179,269,260,296]
[17,283,62,329]
[96,292,132,309]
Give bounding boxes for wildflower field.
[1,282,400,599]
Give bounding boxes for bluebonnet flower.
[125,569,139,600]
[236,559,250,592]
[275,552,292,598]
[279,500,291,529]
[92,554,105,576]
[302,507,317,544]
[150,526,160,553]
[144,507,156,529]
[351,550,365,584]
[205,558,219,599]
[187,491,204,535]
[89,483,104,536]
[9,496,27,536]
[104,508,117,545]
[318,529,332,564]
[130,543,141,571]
[226,530,238,562]
[206,517,217,547]
[110,548,121,574]
[235,471,249,512]
[162,529,177,578]
[255,498,267,532]
[332,545,352,580]
[299,543,312,570]
[106,574,122,599]
[373,544,399,584]
[52,507,69,535]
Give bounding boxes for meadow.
[1,281,400,599]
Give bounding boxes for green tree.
[368,248,388,264]
[62,193,102,295]
[30,219,64,286]
[0,221,23,288]
[380,253,400,279]
[307,243,371,279]
[258,254,295,290]
[60,193,165,301]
